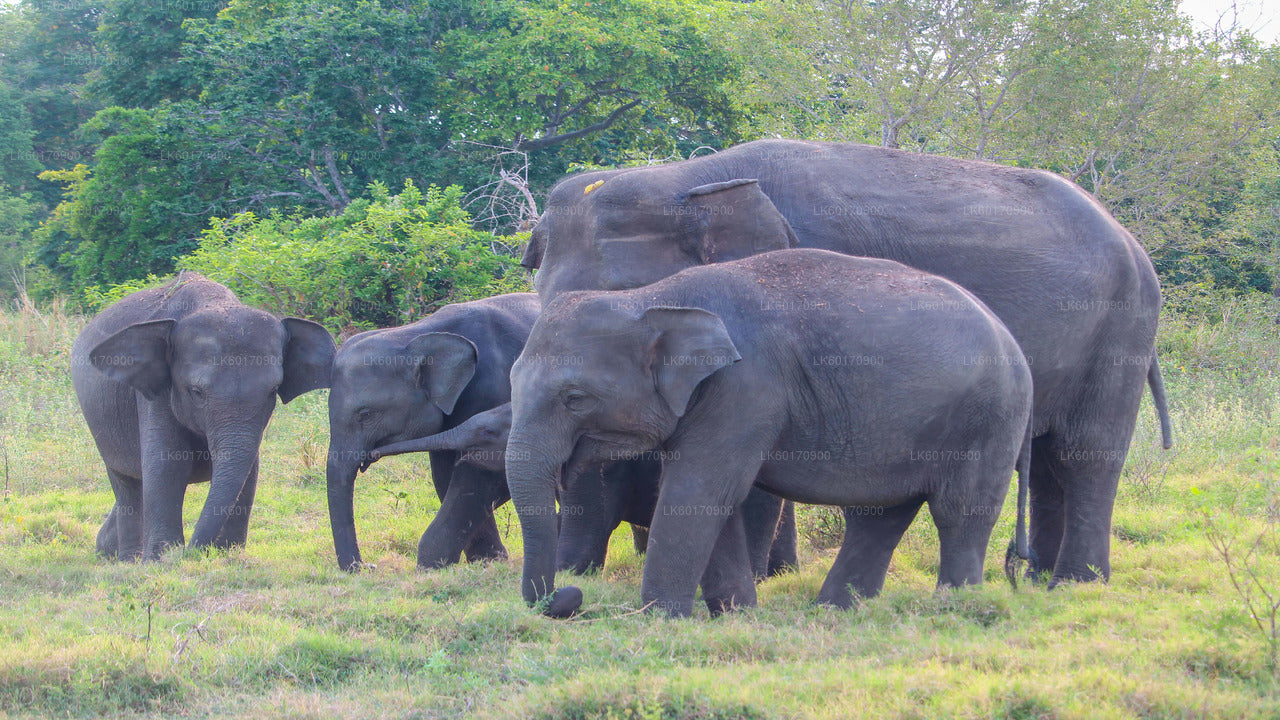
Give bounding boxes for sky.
[1178,0,1278,44]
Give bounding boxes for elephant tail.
[1004,420,1037,588]
[1148,354,1174,450]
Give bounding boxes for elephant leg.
[816,499,924,608]
[1047,361,1147,587]
[767,500,798,577]
[630,525,649,555]
[417,466,508,569]
[641,426,767,617]
[698,510,757,617]
[740,486,784,580]
[1028,433,1064,578]
[104,468,145,560]
[99,466,144,561]
[928,474,1009,590]
[463,513,509,562]
[214,457,258,549]
[429,451,507,562]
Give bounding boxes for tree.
[2,0,104,173]
[0,81,41,193]
[179,0,741,212]
[178,181,530,333]
[0,186,41,294]
[31,0,745,295]
[89,0,227,107]
[36,105,276,288]
[728,0,1280,292]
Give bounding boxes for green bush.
[178,181,531,335]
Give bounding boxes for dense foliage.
[0,0,1274,320]
[95,182,529,335]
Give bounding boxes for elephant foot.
[463,545,509,563]
[704,592,755,617]
[765,558,796,578]
[417,555,459,571]
[643,597,694,618]
[1047,566,1108,590]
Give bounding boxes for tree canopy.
[0,0,1273,308]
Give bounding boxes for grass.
[0,294,1277,719]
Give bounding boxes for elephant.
[522,138,1171,587]
[324,293,540,572]
[366,402,795,578]
[506,249,1034,618]
[72,272,335,561]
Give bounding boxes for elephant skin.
[325,293,539,572]
[524,138,1170,587]
[72,272,335,561]
[506,249,1033,617]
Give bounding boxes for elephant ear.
[521,224,547,270]
[405,331,478,415]
[89,319,176,401]
[680,179,798,264]
[641,307,741,418]
[280,318,337,404]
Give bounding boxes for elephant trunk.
[371,411,486,461]
[506,430,581,617]
[371,425,465,459]
[326,442,366,572]
[188,428,261,548]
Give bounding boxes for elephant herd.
[72,139,1171,618]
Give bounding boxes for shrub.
[178,181,531,335]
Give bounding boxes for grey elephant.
[73,272,336,561]
[523,138,1170,587]
[506,249,1034,618]
[367,402,795,578]
[325,293,540,572]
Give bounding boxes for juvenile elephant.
[73,272,335,561]
[366,403,794,578]
[325,293,539,572]
[506,249,1033,618]
[524,138,1170,587]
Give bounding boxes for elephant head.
[325,330,478,571]
[525,170,798,301]
[506,296,739,615]
[89,310,334,547]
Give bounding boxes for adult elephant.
[325,294,539,572]
[523,138,1172,587]
[73,272,335,561]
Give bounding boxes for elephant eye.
[188,386,206,403]
[562,391,596,414]
[356,408,373,424]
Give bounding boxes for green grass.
[0,297,1277,719]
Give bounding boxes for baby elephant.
[73,272,336,561]
[506,248,1033,617]
[325,293,539,572]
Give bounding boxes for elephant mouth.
[576,432,660,462]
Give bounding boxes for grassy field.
[0,294,1277,719]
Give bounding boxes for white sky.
[1179,0,1278,44]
